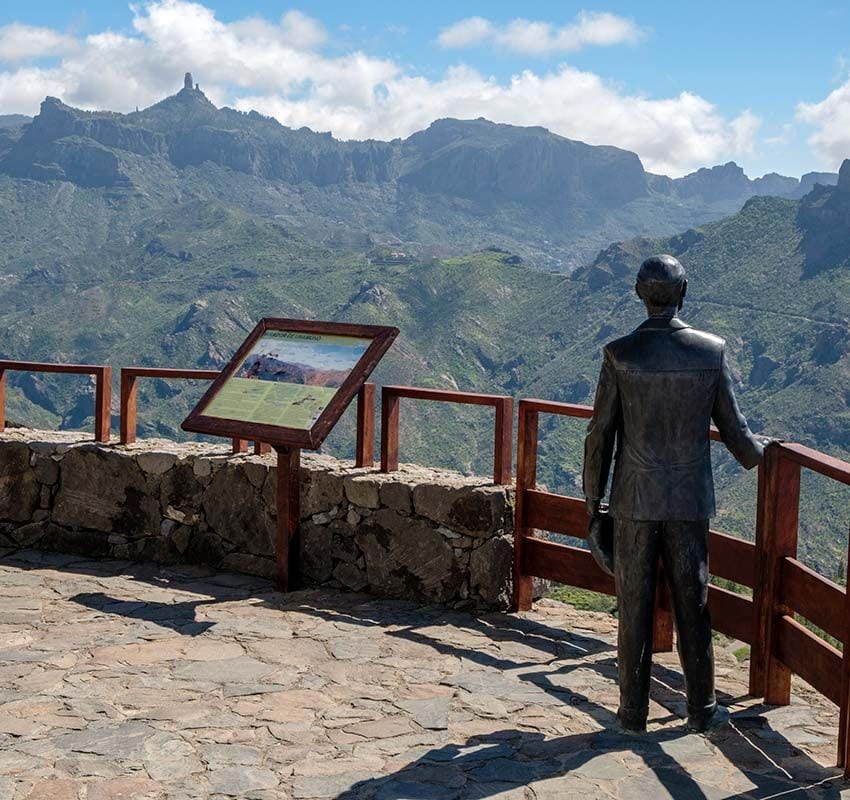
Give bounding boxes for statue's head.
[635,254,687,315]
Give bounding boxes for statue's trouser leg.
[613,519,661,730]
[660,519,716,726]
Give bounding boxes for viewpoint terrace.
[0,362,849,798]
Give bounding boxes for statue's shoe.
[686,705,730,734]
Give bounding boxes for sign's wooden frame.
[182,318,398,450]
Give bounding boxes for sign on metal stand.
[182,318,398,591]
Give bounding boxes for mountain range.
[0,75,838,270]
[0,76,847,574]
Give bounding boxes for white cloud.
[438,11,644,55]
[437,17,493,49]
[239,65,759,177]
[796,79,850,169]
[279,10,327,49]
[0,23,78,62]
[0,1,758,176]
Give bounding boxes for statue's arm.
[711,345,764,469]
[583,348,620,514]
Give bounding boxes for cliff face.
[400,118,648,208]
[0,98,165,186]
[797,158,850,276]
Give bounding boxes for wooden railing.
[511,397,850,773]
[120,367,253,453]
[0,360,111,442]
[754,442,850,772]
[3,359,850,768]
[379,385,514,484]
[121,369,377,463]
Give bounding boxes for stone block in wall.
[0,441,40,523]
[470,534,514,607]
[333,561,369,591]
[221,552,276,580]
[343,474,382,509]
[203,462,275,557]
[299,458,345,517]
[412,481,512,537]
[32,455,59,486]
[355,508,462,604]
[378,481,413,514]
[182,527,232,566]
[53,446,160,537]
[160,461,204,524]
[301,522,333,583]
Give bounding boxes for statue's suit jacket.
[583,315,763,521]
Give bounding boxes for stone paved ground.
[0,549,848,800]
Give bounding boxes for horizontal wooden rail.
[777,442,850,485]
[119,367,248,452]
[708,530,756,588]
[776,614,842,705]
[0,359,111,442]
[522,490,586,537]
[781,557,845,643]
[513,398,594,419]
[380,385,514,484]
[521,537,615,595]
[708,585,755,644]
[519,398,724,441]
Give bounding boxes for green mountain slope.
[1,173,848,572]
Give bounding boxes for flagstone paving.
[0,548,848,799]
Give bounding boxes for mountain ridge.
[0,77,838,270]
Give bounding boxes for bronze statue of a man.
[583,254,767,733]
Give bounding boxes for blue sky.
[2,1,850,177]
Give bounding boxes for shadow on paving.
[290,601,848,798]
[1,548,846,799]
[69,591,217,635]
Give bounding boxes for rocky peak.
[674,161,751,201]
[798,171,839,196]
[183,72,193,91]
[838,159,850,192]
[28,97,78,141]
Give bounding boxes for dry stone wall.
[0,430,515,609]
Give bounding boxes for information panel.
[182,319,397,449]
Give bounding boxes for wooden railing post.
[748,458,768,696]
[119,371,137,444]
[756,445,801,706]
[494,397,514,485]
[356,382,376,468]
[254,442,272,456]
[0,368,6,432]
[839,523,850,775]
[512,402,538,611]
[652,562,675,653]
[95,366,111,443]
[380,389,400,473]
[232,439,248,454]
